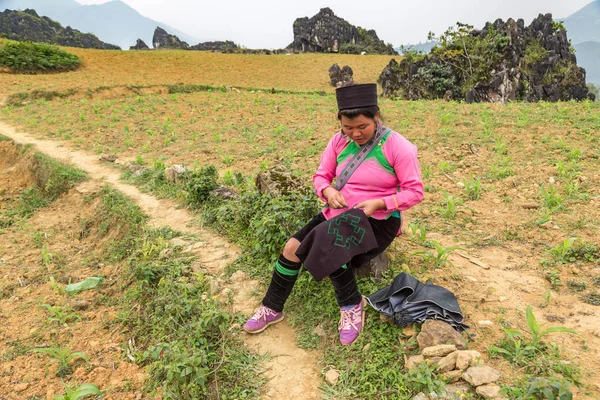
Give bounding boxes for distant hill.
[0,8,119,49]
[1,0,198,49]
[396,41,438,55]
[561,0,600,44]
[574,41,600,85]
[560,1,600,86]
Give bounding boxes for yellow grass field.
[0,47,393,96]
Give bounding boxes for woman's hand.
[323,187,348,209]
[354,199,385,217]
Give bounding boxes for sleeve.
[313,134,341,202]
[381,143,424,212]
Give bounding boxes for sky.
[75,0,595,48]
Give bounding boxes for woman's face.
[340,114,379,146]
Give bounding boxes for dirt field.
[1,48,600,399]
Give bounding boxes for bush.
[0,40,81,73]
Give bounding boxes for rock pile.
[403,320,505,399]
[288,7,396,55]
[379,14,594,102]
[328,64,354,87]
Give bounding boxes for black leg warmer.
[261,255,301,313]
[330,266,362,307]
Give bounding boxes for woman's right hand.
[323,187,348,209]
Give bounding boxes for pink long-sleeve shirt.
[313,128,424,230]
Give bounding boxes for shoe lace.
[338,306,361,332]
[252,306,276,321]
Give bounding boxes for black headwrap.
[336,83,378,111]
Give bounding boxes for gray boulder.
[153,27,189,50]
[130,39,150,50]
[288,7,396,55]
[329,63,354,87]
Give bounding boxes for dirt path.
[0,120,322,399]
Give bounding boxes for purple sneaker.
[243,305,284,334]
[338,298,366,345]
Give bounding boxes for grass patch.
[90,186,265,399]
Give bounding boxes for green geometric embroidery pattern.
[327,214,365,249]
[337,130,394,174]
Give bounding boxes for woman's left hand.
[354,199,385,217]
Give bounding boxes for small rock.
[417,320,466,350]
[499,296,507,302]
[478,320,494,327]
[456,350,482,370]
[313,323,327,338]
[165,165,186,183]
[436,350,459,373]
[402,324,417,337]
[406,355,424,370]
[325,369,340,385]
[100,153,117,162]
[456,182,465,188]
[422,344,458,358]
[549,177,556,184]
[466,276,478,282]
[159,248,173,259]
[412,393,428,400]
[442,370,463,383]
[230,271,248,283]
[71,300,90,311]
[571,267,581,275]
[476,383,502,399]
[462,366,501,386]
[14,383,29,392]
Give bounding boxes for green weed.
[540,184,564,211]
[464,176,482,200]
[41,304,81,326]
[488,305,578,377]
[31,347,88,377]
[414,240,463,268]
[437,192,462,220]
[53,383,102,400]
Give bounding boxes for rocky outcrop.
[255,166,309,197]
[379,14,593,102]
[0,9,120,50]
[190,40,238,51]
[152,27,189,50]
[288,7,396,55]
[328,63,354,87]
[130,39,150,50]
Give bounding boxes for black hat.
[336,83,378,111]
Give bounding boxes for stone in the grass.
[456,350,482,370]
[476,384,502,399]
[436,351,459,373]
[417,320,466,350]
[462,366,501,387]
[325,369,339,385]
[422,344,457,358]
